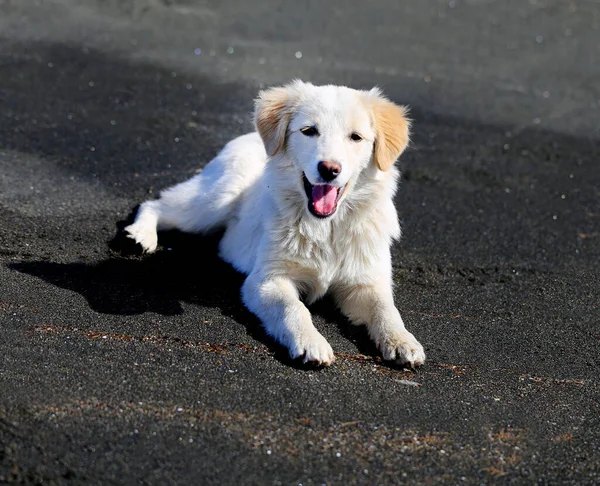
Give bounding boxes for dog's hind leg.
[124,199,162,253]
[125,133,266,253]
[125,168,238,253]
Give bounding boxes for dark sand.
[1,1,599,483]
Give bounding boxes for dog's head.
[255,80,410,219]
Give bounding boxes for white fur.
[125,81,425,367]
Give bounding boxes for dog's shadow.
[11,213,382,369]
[13,223,241,318]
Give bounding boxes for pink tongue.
[312,185,338,215]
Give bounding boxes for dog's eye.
[350,132,363,142]
[300,126,319,137]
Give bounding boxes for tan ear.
[368,91,411,172]
[254,84,298,156]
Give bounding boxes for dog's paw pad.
[290,332,335,367]
[124,223,158,253]
[379,331,425,368]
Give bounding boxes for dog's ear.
[368,88,411,172]
[254,83,299,156]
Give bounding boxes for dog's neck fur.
[263,153,401,262]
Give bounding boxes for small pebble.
[295,51,303,59]
[226,46,234,54]
[396,379,422,387]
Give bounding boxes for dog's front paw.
[377,330,425,368]
[124,223,158,253]
[289,331,335,366]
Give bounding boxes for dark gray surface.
[1,0,599,484]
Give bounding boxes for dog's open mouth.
[303,174,346,218]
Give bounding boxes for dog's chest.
[276,217,386,301]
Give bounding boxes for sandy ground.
[1,0,599,483]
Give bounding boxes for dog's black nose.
[318,161,341,182]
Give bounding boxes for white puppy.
[125,80,425,367]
